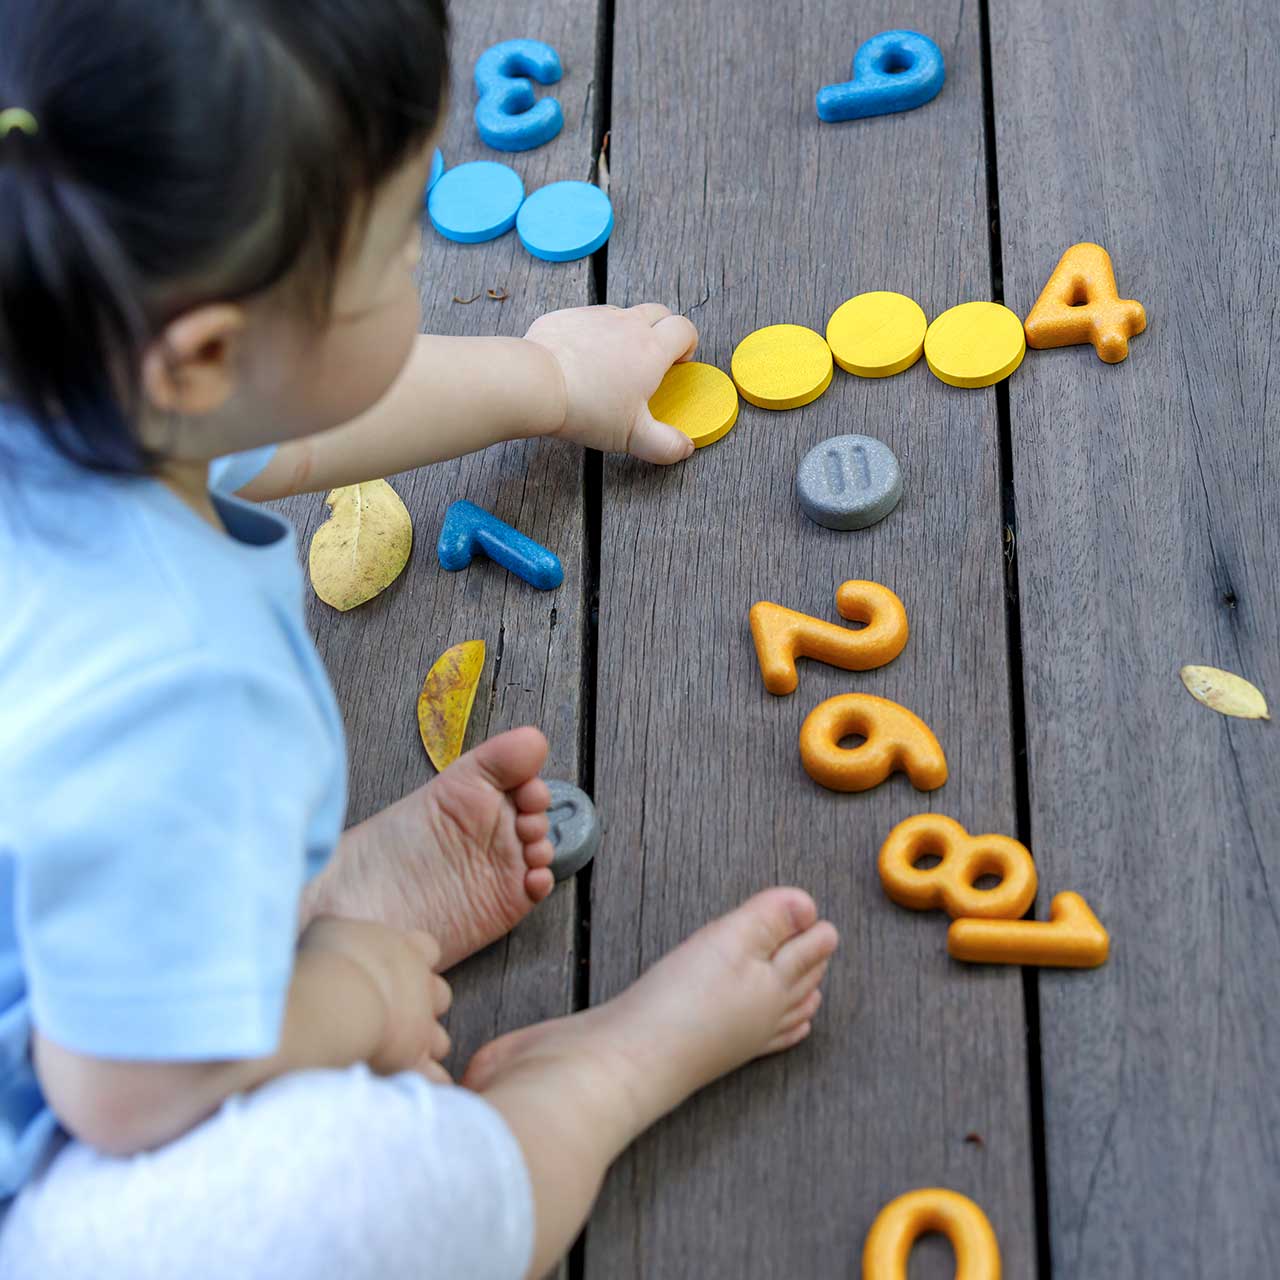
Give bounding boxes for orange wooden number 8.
[863,1188,1001,1280]
[878,814,1037,919]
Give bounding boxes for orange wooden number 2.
[750,580,909,696]
[1023,241,1146,363]
[863,1188,1001,1280]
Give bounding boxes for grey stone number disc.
[796,434,902,530]
[546,780,601,882]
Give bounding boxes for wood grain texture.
[991,0,1280,1274]
[588,4,1035,1275]
[279,0,601,1070]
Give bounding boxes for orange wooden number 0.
[863,1188,1001,1279]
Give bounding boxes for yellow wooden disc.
[731,324,834,410]
[825,291,927,378]
[648,361,740,448]
[924,301,1026,388]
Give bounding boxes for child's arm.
[32,918,450,1158]
[242,304,699,501]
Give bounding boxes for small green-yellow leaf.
[418,640,486,771]
[309,480,412,611]
[1179,665,1270,721]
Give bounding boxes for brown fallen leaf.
[418,640,486,771]
[1180,665,1270,721]
[486,287,510,302]
[309,480,412,612]
[452,291,482,305]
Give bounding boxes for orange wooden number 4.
[863,1188,1001,1280]
[1023,241,1146,363]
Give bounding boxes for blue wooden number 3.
[474,38,564,152]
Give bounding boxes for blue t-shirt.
[0,414,348,1197]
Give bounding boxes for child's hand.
[525,304,700,464]
[300,918,453,1082]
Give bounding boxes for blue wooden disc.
[516,181,614,262]
[427,161,525,244]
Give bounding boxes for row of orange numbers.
[751,581,1108,968]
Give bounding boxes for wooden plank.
[588,5,1036,1275]
[280,0,601,1070]
[991,0,1280,1273]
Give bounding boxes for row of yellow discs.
[649,293,1026,448]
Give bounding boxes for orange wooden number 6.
[863,1188,1001,1280]
[1023,241,1146,363]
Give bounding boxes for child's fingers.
[430,1022,452,1061]
[629,409,695,465]
[651,313,699,365]
[432,974,453,1017]
[627,302,673,326]
[418,1059,453,1086]
[407,929,442,970]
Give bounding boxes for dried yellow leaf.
[1179,665,1270,721]
[418,640,486,770]
[309,480,412,612]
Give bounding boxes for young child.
[0,4,839,1277]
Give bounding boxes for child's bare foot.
[465,888,838,1120]
[308,728,558,970]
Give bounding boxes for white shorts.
[0,1065,533,1280]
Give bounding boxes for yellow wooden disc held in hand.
[648,361,740,448]
[731,324,834,410]
[924,301,1026,388]
[826,291,927,377]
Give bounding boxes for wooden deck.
[285,1,1280,1274]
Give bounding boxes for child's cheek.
[309,291,420,430]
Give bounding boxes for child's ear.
[142,305,247,416]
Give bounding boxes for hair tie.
[0,109,39,138]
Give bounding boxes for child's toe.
[516,811,551,843]
[778,988,822,1035]
[513,777,552,814]
[524,838,555,869]
[730,888,820,960]
[471,728,549,793]
[525,867,555,902]
[765,1021,813,1055]
[773,921,839,986]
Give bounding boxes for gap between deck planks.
[587,2,1037,1277]
[992,0,1280,1274]
[280,0,602,1082]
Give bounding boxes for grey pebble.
[796,434,902,531]
[545,780,600,882]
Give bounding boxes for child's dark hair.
[0,0,449,472]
